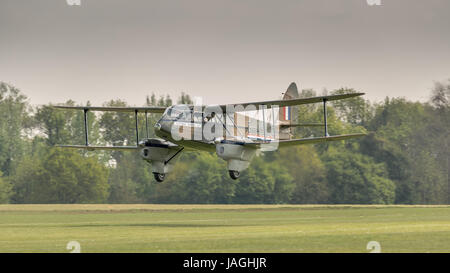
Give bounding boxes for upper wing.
[244,133,366,148]
[53,105,167,113]
[216,93,364,111]
[53,93,363,113]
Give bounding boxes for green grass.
[0,204,449,253]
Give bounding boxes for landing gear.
[229,170,240,180]
[153,172,165,182]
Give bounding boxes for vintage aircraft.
[54,83,365,182]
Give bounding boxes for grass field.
[0,204,449,253]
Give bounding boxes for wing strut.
[164,147,184,165]
[135,110,139,145]
[55,106,141,150]
[323,99,329,137]
[83,109,89,146]
[145,111,149,139]
[262,105,266,143]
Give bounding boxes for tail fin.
[283,82,300,100]
[279,82,299,139]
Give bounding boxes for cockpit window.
[165,106,192,120]
[163,107,171,116]
[193,111,203,122]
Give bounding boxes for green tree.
[361,97,447,204]
[234,156,293,203]
[108,151,156,203]
[10,149,109,203]
[34,101,100,146]
[429,79,450,203]
[274,145,329,204]
[99,100,135,147]
[0,172,13,203]
[0,82,30,176]
[331,88,373,126]
[322,147,395,204]
[35,102,74,146]
[151,155,192,203]
[152,153,234,204]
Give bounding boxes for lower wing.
[55,145,139,151]
[245,133,366,148]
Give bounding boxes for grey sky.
[1,0,449,106]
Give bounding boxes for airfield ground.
[0,204,449,253]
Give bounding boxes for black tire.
[229,170,240,180]
[153,172,165,182]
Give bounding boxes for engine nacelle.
[140,146,172,162]
[215,143,256,172]
[139,138,182,174]
[216,143,255,161]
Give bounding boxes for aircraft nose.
[154,123,161,131]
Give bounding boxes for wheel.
[153,172,165,182]
[229,170,240,180]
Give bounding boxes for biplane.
[54,83,365,182]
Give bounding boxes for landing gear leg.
[228,170,240,180]
[153,172,165,182]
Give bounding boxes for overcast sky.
[1,0,449,106]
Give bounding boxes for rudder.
[279,82,299,139]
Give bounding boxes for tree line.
[0,80,448,204]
